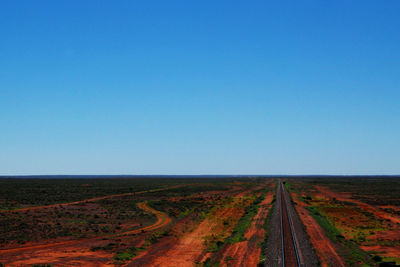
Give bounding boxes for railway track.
[279,180,301,267]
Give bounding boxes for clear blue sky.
[1,1,399,175]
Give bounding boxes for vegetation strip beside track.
[200,187,274,267]
[259,184,277,264]
[286,180,378,266]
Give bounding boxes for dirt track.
[123,202,171,235]
[0,186,180,213]
[127,191,252,267]
[0,202,171,266]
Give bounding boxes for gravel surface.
[264,186,282,267]
[283,183,319,267]
[263,181,319,267]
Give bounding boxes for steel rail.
[280,181,301,267]
[283,183,301,266]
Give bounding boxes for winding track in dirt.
[127,189,255,267]
[0,201,170,254]
[123,202,170,235]
[0,186,181,213]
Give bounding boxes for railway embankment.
[263,180,318,267]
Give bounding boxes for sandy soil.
[291,193,345,267]
[218,192,273,267]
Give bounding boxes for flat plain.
[0,176,399,267]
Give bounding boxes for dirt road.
[0,202,171,266]
[127,191,252,267]
[123,202,171,235]
[0,186,181,213]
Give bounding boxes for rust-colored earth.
[127,191,252,267]
[361,230,400,260]
[0,202,170,266]
[291,193,345,267]
[314,185,400,263]
[0,186,182,214]
[315,186,400,225]
[360,245,400,259]
[219,192,273,267]
[379,205,400,213]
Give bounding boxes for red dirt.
[0,202,170,266]
[368,230,400,241]
[379,205,400,213]
[123,202,170,235]
[128,191,251,267]
[219,192,273,267]
[291,193,345,267]
[166,186,244,202]
[0,193,134,213]
[0,245,114,267]
[315,186,400,225]
[0,185,182,213]
[314,185,400,263]
[361,245,400,259]
[364,230,400,261]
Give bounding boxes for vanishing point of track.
[279,180,301,267]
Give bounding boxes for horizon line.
[1,174,400,178]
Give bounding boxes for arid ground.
[0,176,399,266]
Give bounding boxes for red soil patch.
[123,202,170,235]
[366,229,400,261]
[314,185,400,262]
[0,244,114,267]
[367,230,400,241]
[0,202,170,266]
[128,192,251,267]
[291,193,345,267]
[219,192,274,267]
[292,193,309,207]
[379,205,400,213]
[0,185,182,213]
[315,186,400,225]
[1,193,134,214]
[167,186,243,202]
[360,245,400,259]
